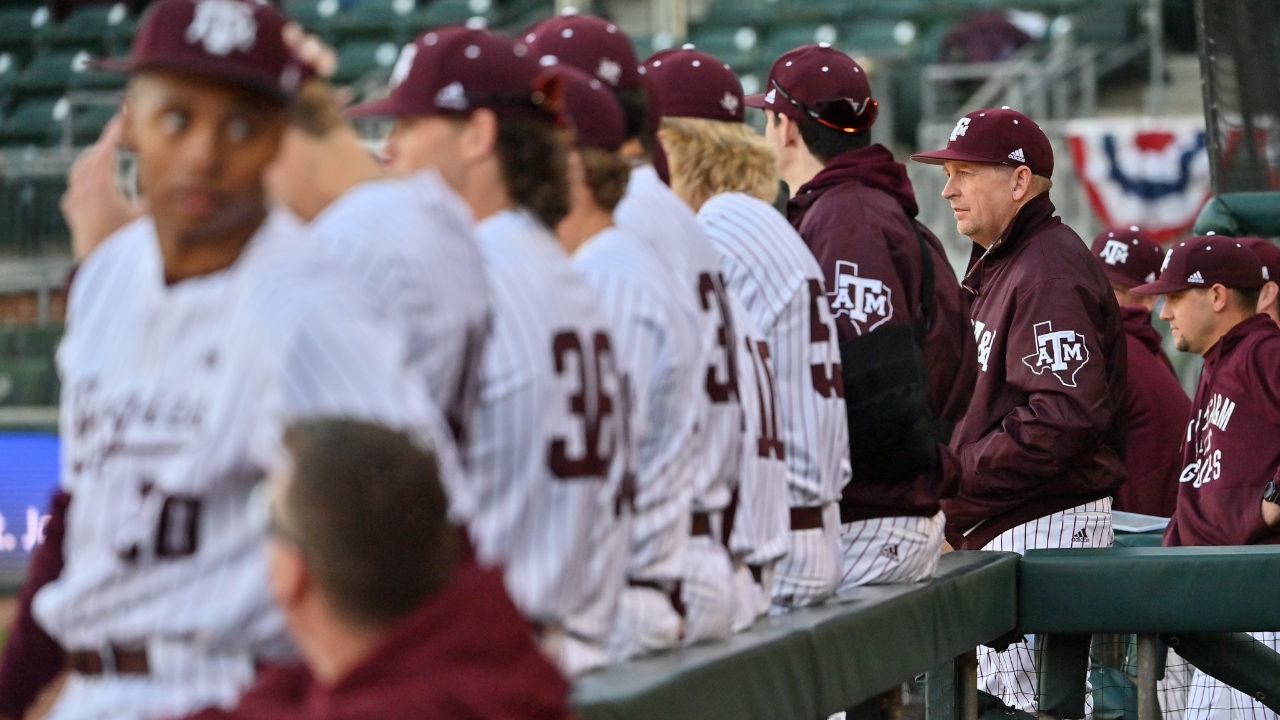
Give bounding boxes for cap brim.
[743,93,767,109]
[1130,278,1192,295]
[910,148,1003,166]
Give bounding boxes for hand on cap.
[283,22,337,79]
[61,116,145,262]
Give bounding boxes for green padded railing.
[1192,192,1280,238]
[572,550,1018,720]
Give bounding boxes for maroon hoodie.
[944,192,1127,549]
[787,144,977,522]
[186,553,572,720]
[1115,306,1189,517]
[1164,314,1280,547]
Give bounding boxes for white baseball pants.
[838,511,945,592]
[770,503,841,614]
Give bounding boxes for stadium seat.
[285,0,342,39]
[411,0,491,31]
[71,102,115,143]
[0,53,20,93]
[330,0,417,42]
[761,24,835,63]
[17,325,63,359]
[840,19,914,59]
[688,25,760,70]
[14,51,83,97]
[0,6,51,52]
[69,50,127,91]
[0,326,18,359]
[0,97,65,145]
[46,2,132,53]
[0,357,54,406]
[332,40,401,84]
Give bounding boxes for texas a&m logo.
[828,261,893,335]
[1099,239,1130,265]
[185,0,258,56]
[1021,321,1089,387]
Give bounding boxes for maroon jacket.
[187,554,572,720]
[1115,306,1189,517]
[1164,314,1280,547]
[945,193,1127,549]
[787,144,977,522]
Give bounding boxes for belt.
[70,646,149,676]
[628,578,686,618]
[691,511,712,538]
[790,506,825,531]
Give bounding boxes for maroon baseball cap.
[1239,237,1280,285]
[643,46,743,123]
[96,0,310,101]
[1131,236,1267,295]
[553,64,625,150]
[522,11,643,91]
[1090,225,1165,288]
[912,107,1054,179]
[743,44,877,132]
[348,27,559,121]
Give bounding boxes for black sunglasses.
[770,79,877,134]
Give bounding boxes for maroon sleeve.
[0,492,71,718]
[957,279,1119,501]
[803,201,915,341]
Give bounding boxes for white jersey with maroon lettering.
[310,169,491,455]
[35,211,460,720]
[696,191,849,508]
[615,164,744,518]
[467,208,626,667]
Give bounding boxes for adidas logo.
[434,81,467,111]
[880,544,900,561]
[1008,147,1025,163]
[1071,528,1089,544]
[1265,267,1271,281]
[764,88,777,104]
[1187,271,1205,284]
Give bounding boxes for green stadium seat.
[0,326,18,359]
[14,51,82,97]
[0,6,51,51]
[71,102,115,143]
[0,53,20,93]
[332,40,401,84]
[330,0,418,42]
[761,24,835,62]
[18,325,63,359]
[0,97,65,145]
[688,25,760,70]
[411,0,491,31]
[840,19,913,58]
[285,0,342,39]
[69,50,127,91]
[47,2,132,52]
[0,357,55,406]
[499,7,551,36]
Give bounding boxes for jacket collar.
[961,192,1060,295]
[1203,313,1280,367]
[785,144,918,228]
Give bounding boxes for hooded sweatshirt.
[787,144,977,522]
[944,192,1127,549]
[1164,314,1280,547]
[186,553,573,720]
[1115,305,1189,518]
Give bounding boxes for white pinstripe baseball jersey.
[571,225,699,585]
[467,208,626,648]
[697,191,849,508]
[35,211,459,720]
[309,169,492,454]
[731,318,791,569]
[615,164,744,516]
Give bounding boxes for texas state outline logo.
[1022,321,1089,387]
[828,261,893,335]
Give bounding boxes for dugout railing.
[572,545,1280,720]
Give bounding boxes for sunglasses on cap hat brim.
[768,79,877,133]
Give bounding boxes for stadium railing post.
[1034,633,1090,718]
[924,649,977,720]
[1135,634,1160,720]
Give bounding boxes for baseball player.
[646,47,849,612]
[1240,236,1280,327]
[551,66,731,653]
[265,80,492,449]
[348,28,627,675]
[911,109,1126,714]
[1089,226,1188,518]
[525,16,754,646]
[748,46,976,597]
[3,3,461,719]
[1131,237,1280,720]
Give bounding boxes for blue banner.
[0,433,60,573]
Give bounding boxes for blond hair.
[658,116,778,206]
[289,80,347,138]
